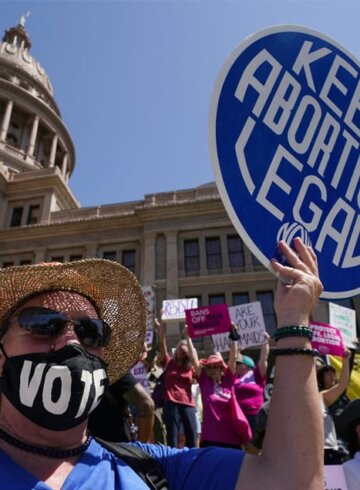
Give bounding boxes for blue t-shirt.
[0,439,244,489]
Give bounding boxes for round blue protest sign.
[209,25,360,299]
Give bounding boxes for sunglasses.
[16,306,111,348]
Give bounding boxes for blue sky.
[1,0,360,207]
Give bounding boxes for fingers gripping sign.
[272,238,323,327]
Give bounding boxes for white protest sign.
[142,286,155,330]
[329,302,357,348]
[212,332,232,353]
[324,465,348,489]
[229,301,267,349]
[145,330,153,345]
[161,298,198,321]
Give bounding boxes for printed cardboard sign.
[142,286,155,330]
[329,302,357,348]
[162,298,198,321]
[209,25,360,299]
[229,301,267,349]
[324,465,348,489]
[311,321,344,356]
[185,304,231,338]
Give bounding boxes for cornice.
[178,270,275,288]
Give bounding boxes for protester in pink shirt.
[184,327,251,449]
[157,319,197,448]
[234,335,270,434]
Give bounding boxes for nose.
[51,321,81,351]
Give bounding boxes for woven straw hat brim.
[0,259,146,383]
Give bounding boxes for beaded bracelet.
[273,348,318,357]
[274,325,313,342]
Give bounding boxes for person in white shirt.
[338,399,360,490]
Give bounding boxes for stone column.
[85,243,98,259]
[34,248,46,264]
[48,133,58,167]
[199,235,207,275]
[0,100,13,141]
[143,232,156,286]
[27,115,39,157]
[61,153,68,178]
[166,231,179,299]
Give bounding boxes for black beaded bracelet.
[274,325,313,342]
[273,348,318,357]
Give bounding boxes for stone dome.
[0,22,57,112]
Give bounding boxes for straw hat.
[201,354,227,370]
[0,259,146,382]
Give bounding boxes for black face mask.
[0,343,109,431]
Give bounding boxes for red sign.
[186,304,231,338]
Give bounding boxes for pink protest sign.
[311,322,344,357]
[186,304,231,338]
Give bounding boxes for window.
[209,294,225,305]
[27,205,40,225]
[257,291,276,335]
[232,293,249,306]
[103,251,117,261]
[2,261,14,268]
[186,295,202,308]
[251,253,264,269]
[184,239,199,273]
[51,256,64,263]
[206,237,222,270]
[70,255,82,262]
[10,207,23,227]
[228,235,244,268]
[122,250,136,273]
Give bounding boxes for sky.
[1,0,360,207]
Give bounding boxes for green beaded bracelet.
[273,347,318,357]
[274,325,313,342]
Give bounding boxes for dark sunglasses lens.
[18,307,66,335]
[75,318,111,347]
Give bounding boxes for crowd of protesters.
[90,307,360,490]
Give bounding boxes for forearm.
[238,338,323,490]
[228,341,237,374]
[136,413,155,443]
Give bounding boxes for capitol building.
[0,20,358,350]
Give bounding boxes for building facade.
[0,22,358,351]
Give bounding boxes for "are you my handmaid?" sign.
[209,25,360,299]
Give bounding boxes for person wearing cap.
[234,334,270,434]
[183,331,251,449]
[338,399,360,489]
[0,237,324,489]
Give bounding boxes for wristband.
[274,325,313,342]
[273,347,318,357]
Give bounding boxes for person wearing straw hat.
[0,237,323,489]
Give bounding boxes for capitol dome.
[0,20,59,115]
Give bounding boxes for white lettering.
[42,366,72,415]
[320,54,357,117]
[263,72,301,134]
[256,145,303,220]
[308,112,340,175]
[89,369,107,414]
[19,361,46,407]
[292,41,331,92]
[315,198,355,266]
[235,116,256,195]
[287,95,322,154]
[235,49,281,117]
[293,175,327,232]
